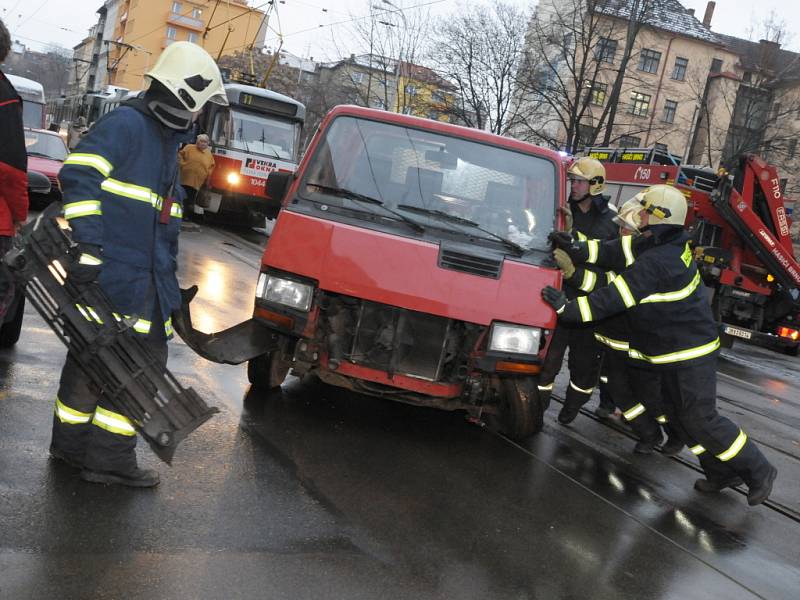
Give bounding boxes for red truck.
[587,147,800,355]
[176,105,565,438]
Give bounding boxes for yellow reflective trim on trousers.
[63,200,102,219]
[587,239,599,264]
[612,276,636,308]
[92,406,136,436]
[579,269,597,292]
[569,380,594,394]
[55,397,92,424]
[623,403,645,421]
[716,430,747,461]
[577,296,593,322]
[537,383,554,391]
[164,317,174,337]
[628,337,720,365]
[78,253,103,265]
[606,270,617,283]
[640,271,701,304]
[622,235,635,267]
[64,153,113,177]
[594,333,629,351]
[656,415,668,424]
[101,177,161,206]
[170,203,183,218]
[690,444,706,455]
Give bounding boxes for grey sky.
[1,0,799,59]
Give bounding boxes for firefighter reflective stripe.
[579,269,597,292]
[600,375,608,384]
[132,319,152,334]
[576,231,587,241]
[587,239,599,264]
[577,296,593,322]
[656,415,668,424]
[690,444,706,455]
[640,271,701,304]
[54,397,92,424]
[612,276,636,308]
[629,338,721,364]
[92,406,136,436]
[170,202,183,219]
[64,153,113,177]
[556,304,565,315]
[164,317,174,337]
[606,271,617,283]
[63,200,102,219]
[717,430,747,461]
[537,383,554,391]
[101,177,160,206]
[78,253,103,265]
[623,403,645,421]
[569,380,594,394]
[622,235,635,267]
[594,333,629,351]
[75,303,155,334]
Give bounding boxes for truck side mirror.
[266,171,293,204]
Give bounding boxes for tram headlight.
[227,172,241,185]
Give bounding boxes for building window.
[577,124,597,147]
[172,1,181,13]
[191,7,202,19]
[789,139,798,159]
[742,71,752,84]
[662,99,678,123]
[405,84,417,96]
[638,49,662,74]
[166,26,177,40]
[671,57,688,81]
[188,31,198,44]
[589,82,607,106]
[431,91,445,103]
[710,58,723,73]
[595,37,617,63]
[628,91,651,117]
[351,72,364,84]
[618,135,642,147]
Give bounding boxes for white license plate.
[724,326,752,340]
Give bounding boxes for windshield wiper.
[306,184,425,233]
[395,204,526,255]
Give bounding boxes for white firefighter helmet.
[568,157,606,196]
[633,184,687,226]
[145,42,228,111]
[613,197,644,233]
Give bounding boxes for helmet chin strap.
[147,100,193,130]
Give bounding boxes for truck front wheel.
[487,377,544,440]
[247,351,291,390]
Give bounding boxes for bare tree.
[428,1,528,135]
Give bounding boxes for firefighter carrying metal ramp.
[4,203,219,468]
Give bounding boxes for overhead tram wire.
[13,0,52,31]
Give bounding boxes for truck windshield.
[299,116,556,251]
[213,108,299,161]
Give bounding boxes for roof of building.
[596,0,719,44]
[716,34,800,82]
[398,62,456,91]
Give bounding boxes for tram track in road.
[544,394,800,524]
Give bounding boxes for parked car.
[24,128,68,209]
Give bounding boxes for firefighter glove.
[548,230,573,250]
[68,243,103,284]
[542,286,567,314]
[553,248,576,279]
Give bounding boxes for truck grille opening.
[438,248,502,278]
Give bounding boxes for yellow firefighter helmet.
[568,157,606,196]
[633,184,687,226]
[145,42,228,111]
[613,197,644,233]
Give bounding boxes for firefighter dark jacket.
[565,194,617,300]
[0,71,29,236]
[558,226,720,369]
[58,99,190,337]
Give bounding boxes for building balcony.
[167,12,205,32]
[162,38,177,49]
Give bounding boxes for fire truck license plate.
[724,326,752,340]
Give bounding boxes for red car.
[177,106,565,439]
[24,128,68,209]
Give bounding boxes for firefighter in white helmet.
[538,156,618,424]
[50,43,228,488]
[545,184,778,505]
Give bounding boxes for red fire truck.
[197,83,305,224]
[586,147,800,355]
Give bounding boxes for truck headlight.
[256,273,313,312]
[489,323,541,355]
[227,172,240,185]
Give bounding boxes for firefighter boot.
[81,467,160,488]
[747,465,778,506]
[630,415,663,455]
[694,475,744,493]
[537,383,554,412]
[558,382,592,425]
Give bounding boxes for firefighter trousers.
[630,359,774,486]
[50,336,168,473]
[538,321,602,411]
[602,348,662,443]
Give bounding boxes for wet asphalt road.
[1,223,799,600]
